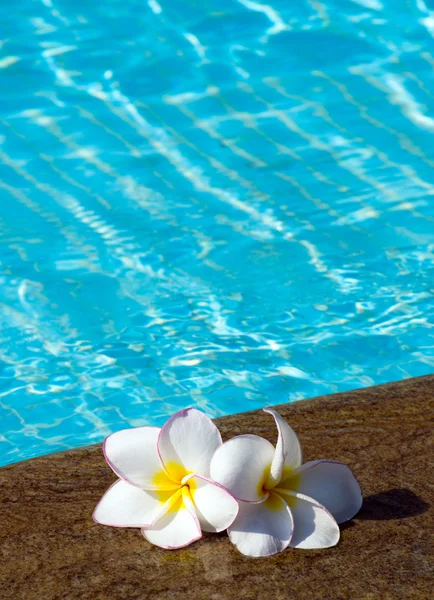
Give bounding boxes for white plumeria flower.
[93,408,239,549]
[210,408,362,558]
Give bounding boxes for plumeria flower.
[93,408,239,549]
[210,408,362,558]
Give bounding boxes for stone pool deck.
[1,376,433,599]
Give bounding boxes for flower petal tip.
[295,460,363,524]
[142,526,203,550]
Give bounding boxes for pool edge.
[1,374,433,599]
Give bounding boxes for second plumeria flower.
[210,408,362,557]
[94,408,239,549]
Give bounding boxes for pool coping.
[1,374,433,599]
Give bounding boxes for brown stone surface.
[1,376,433,600]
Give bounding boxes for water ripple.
[1,0,434,466]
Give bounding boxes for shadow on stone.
[356,488,429,521]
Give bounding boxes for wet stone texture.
[1,376,433,600]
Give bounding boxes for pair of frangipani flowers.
[94,407,362,558]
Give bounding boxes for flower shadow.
[343,488,429,529]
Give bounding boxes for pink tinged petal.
[227,493,294,557]
[190,475,239,533]
[210,435,275,502]
[103,426,176,490]
[282,490,340,549]
[295,460,362,524]
[93,480,166,527]
[158,408,222,478]
[263,408,302,486]
[143,488,202,549]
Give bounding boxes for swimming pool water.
[1,0,434,467]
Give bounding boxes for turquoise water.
[1,0,434,467]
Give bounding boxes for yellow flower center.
[256,465,271,498]
[152,462,196,513]
[278,466,301,491]
[264,491,284,512]
[257,464,301,508]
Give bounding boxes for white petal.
[190,475,239,533]
[283,491,340,549]
[263,408,302,486]
[93,480,168,527]
[104,426,176,490]
[158,408,222,478]
[295,460,362,524]
[143,488,202,549]
[210,435,275,502]
[227,493,294,557]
